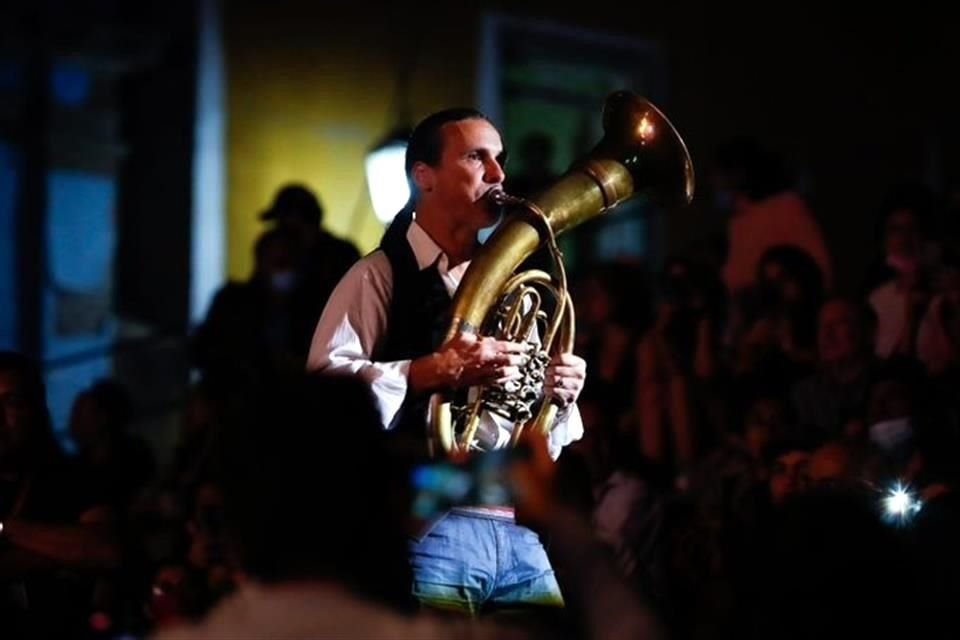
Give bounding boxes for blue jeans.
[409,510,564,614]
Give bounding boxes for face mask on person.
[868,416,913,452]
[269,270,297,294]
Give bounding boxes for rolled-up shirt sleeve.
[307,251,410,430]
[307,239,585,458]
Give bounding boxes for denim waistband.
[450,506,516,522]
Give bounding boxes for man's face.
[419,118,506,230]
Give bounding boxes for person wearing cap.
[259,183,361,334]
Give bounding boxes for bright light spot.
[885,488,911,515]
[365,142,410,224]
[882,480,922,524]
[637,115,656,141]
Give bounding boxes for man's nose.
[484,157,505,184]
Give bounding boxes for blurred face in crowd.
[817,300,865,366]
[275,212,319,248]
[769,450,810,504]
[744,397,783,458]
[256,233,299,295]
[808,442,852,489]
[884,209,922,260]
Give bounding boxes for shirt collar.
[406,218,446,271]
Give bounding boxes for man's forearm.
[408,351,460,394]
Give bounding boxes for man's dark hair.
[404,107,489,178]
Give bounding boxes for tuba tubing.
[428,90,694,457]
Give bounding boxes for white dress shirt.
[307,220,583,459]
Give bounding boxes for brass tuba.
[428,90,694,457]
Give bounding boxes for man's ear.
[412,162,435,194]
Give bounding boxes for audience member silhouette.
[0,351,120,638]
[711,135,832,297]
[259,182,360,325]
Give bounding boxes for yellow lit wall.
[223,5,477,280]
[222,4,960,295]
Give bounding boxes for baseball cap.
[259,184,324,224]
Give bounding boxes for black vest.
[376,210,452,460]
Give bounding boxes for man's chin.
[474,208,501,231]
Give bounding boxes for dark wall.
[493,0,957,293]
[115,10,197,333]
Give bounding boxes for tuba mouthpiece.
[484,188,527,213]
[483,188,509,216]
[486,188,508,205]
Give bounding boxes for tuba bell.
[428,90,695,457]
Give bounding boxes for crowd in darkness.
[3,135,960,639]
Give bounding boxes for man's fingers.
[545,365,585,379]
[460,364,521,386]
[484,338,532,354]
[494,366,522,383]
[501,353,528,367]
[550,353,586,367]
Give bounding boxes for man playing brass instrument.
[307,107,586,614]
